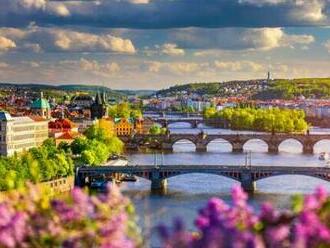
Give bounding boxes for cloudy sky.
[0,0,329,89]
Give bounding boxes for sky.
[0,0,329,90]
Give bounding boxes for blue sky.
[0,0,329,89]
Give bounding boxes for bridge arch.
[160,171,242,182]
[207,138,233,152]
[278,138,304,154]
[172,139,197,152]
[254,173,330,183]
[313,139,330,154]
[243,139,269,153]
[167,121,194,129]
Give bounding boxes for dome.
[31,98,51,110]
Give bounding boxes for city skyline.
[0,0,329,89]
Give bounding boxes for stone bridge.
[152,117,204,128]
[119,133,330,154]
[75,165,330,192]
[144,111,202,118]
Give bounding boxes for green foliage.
[0,138,74,191]
[74,125,124,166]
[255,78,330,99]
[149,124,167,135]
[108,102,142,119]
[204,107,308,133]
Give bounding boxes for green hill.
[254,78,330,100]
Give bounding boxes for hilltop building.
[0,112,49,156]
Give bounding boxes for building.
[31,92,51,119]
[0,112,49,156]
[55,131,81,146]
[49,118,79,138]
[90,92,108,120]
[114,118,134,136]
[74,119,99,133]
[141,117,155,134]
[71,94,94,108]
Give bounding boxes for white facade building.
[0,112,49,156]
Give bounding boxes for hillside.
[156,80,268,98]
[253,78,330,100]
[0,83,124,99]
[156,78,330,100]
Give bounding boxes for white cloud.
[214,60,264,72]
[51,29,136,53]
[79,58,121,76]
[0,62,8,68]
[0,27,136,54]
[127,0,150,4]
[161,43,185,56]
[19,0,46,10]
[0,36,16,51]
[48,4,70,17]
[146,61,204,75]
[325,40,330,53]
[173,27,315,51]
[290,0,326,22]
[239,0,287,6]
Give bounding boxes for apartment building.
[0,112,49,156]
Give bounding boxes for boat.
[319,152,329,160]
[121,174,137,182]
[90,178,109,191]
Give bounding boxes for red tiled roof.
[28,115,48,122]
[56,131,81,140]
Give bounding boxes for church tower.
[31,92,51,119]
[90,92,108,120]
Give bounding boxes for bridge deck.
[78,165,330,173]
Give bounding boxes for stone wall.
[40,176,74,195]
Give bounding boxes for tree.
[149,124,162,135]
[71,137,89,155]
[81,150,95,165]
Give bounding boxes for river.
[120,123,330,246]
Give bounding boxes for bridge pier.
[268,143,279,154]
[162,142,173,151]
[241,171,256,193]
[75,174,87,187]
[151,170,167,192]
[303,144,314,154]
[232,142,243,153]
[192,121,198,129]
[196,142,207,152]
[151,179,168,191]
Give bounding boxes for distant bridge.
[143,111,202,118]
[152,117,205,128]
[75,165,330,192]
[119,133,330,154]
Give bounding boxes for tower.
[267,71,272,81]
[31,92,51,119]
[90,92,108,120]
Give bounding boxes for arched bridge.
[152,117,204,128]
[75,165,330,192]
[119,133,330,154]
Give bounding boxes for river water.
[120,123,330,246]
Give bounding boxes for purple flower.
[231,185,248,207]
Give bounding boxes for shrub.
[0,184,142,247]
